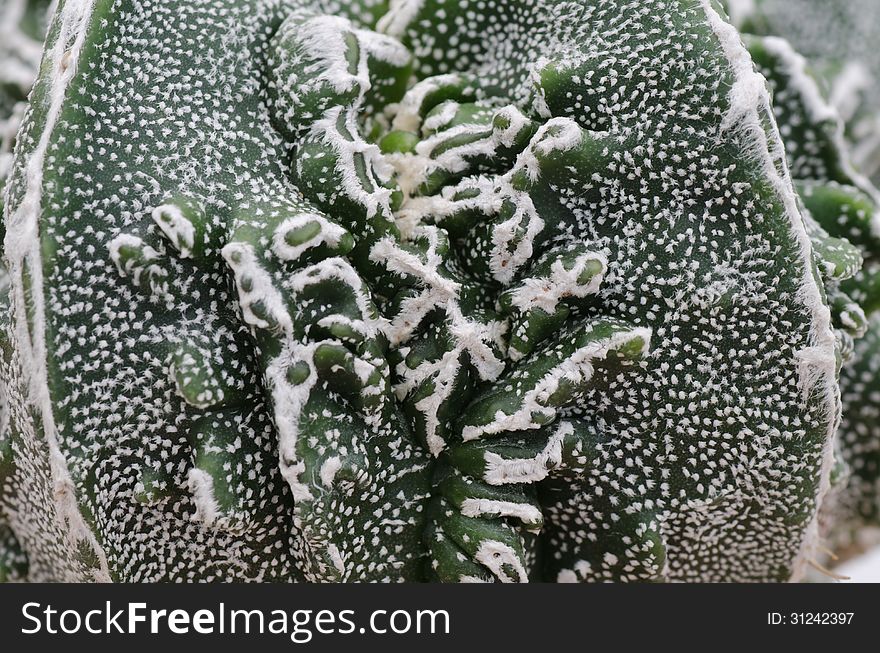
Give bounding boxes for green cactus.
[1,0,51,228]
[834,317,880,529]
[0,0,871,582]
[729,0,880,550]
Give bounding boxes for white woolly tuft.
[376,0,425,39]
[474,540,528,583]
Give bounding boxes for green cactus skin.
[834,316,880,530]
[1,0,52,229]
[0,0,853,582]
[0,0,56,584]
[733,2,880,548]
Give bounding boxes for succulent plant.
[834,317,880,530]
[726,0,880,547]
[2,0,875,582]
[1,0,51,222]
[1,0,54,584]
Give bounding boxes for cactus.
[726,0,880,550]
[0,0,872,582]
[833,318,880,531]
[1,0,51,224]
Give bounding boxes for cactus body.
[0,0,864,582]
[730,0,880,547]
